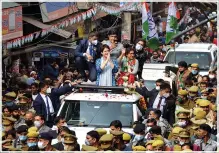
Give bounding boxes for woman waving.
[96,45,118,86]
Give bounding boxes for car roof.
[168,43,217,52]
[64,92,141,103]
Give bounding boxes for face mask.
[92,40,98,45]
[163,93,170,98]
[134,135,144,141]
[38,141,46,149]
[177,96,184,103]
[61,138,65,144]
[135,44,143,51]
[27,142,37,147]
[5,101,14,106]
[192,70,198,75]
[155,86,160,91]
[177,121,187,127]
[174,140,179,144]
[19,135,27,141]
[146,127,152,132]
[201,96,207,100]
[46,88,51,94]
[85,139,91,146]
[209,74,215,79]
[34,121,42,128]
[125,143,130,147]
[25,120,33,127]
[63,123,68,127]
[179,141,185,146]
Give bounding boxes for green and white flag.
[142,2,159,50]
[165,2,180,44]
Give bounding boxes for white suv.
[55,85,142,146]
[163,43,217,75]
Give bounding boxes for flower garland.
[96,2,138,15]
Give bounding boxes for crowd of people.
[2,11,218,151]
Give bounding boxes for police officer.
[99,134,117,151]
[174,109,193,136]
[168,127,183,146]
[110,130,132,151]
[2,116,16,132]
[63,134,79,151]
[3,92,17,107]
[196,99,214,127]
[123,133,131,145]
[27,131,39,151]
[38,132,57,151]
[95,128,107,137]
[177,130,191,147]
[81,145,98,151]
[189,63,202,84]
[152,140,165,151]
[176,89,195,111]
[188,86,199,102]
[132,145,146,151]
[15,125,28,151]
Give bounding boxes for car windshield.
[165,52,211,70]
[144,80,155,91]
[62,101,133,127]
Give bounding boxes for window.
[62,101,134,128]
[166,52,211,70]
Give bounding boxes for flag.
[165,2,180,44]
[142,2,159,50]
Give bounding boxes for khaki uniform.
[178,99,195,110]
[21,144,29,151]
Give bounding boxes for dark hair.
[160,82,171,91]
[35,114,45,121]
[146,118,157,125]
[31,83,39,88]
[54,116,65,125]
[88,31,98,38]
[87,130,100,142]
[200,82,208,86]
[135,38,146,47]
[101,44,110,53]
[59,126,71,134]
[184,79,193,86]
[149,126,162,135]
[110,120,122,129]
[153,109,162,118]
[6,129,16,138]
[125,47,135,56]
[202,75,210,81]
[70,130,76,136]
[156,79,164,84]
[108,30,117,36]
[199,124,212,134]
[3,106,12,113]
[39,82,47,91]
